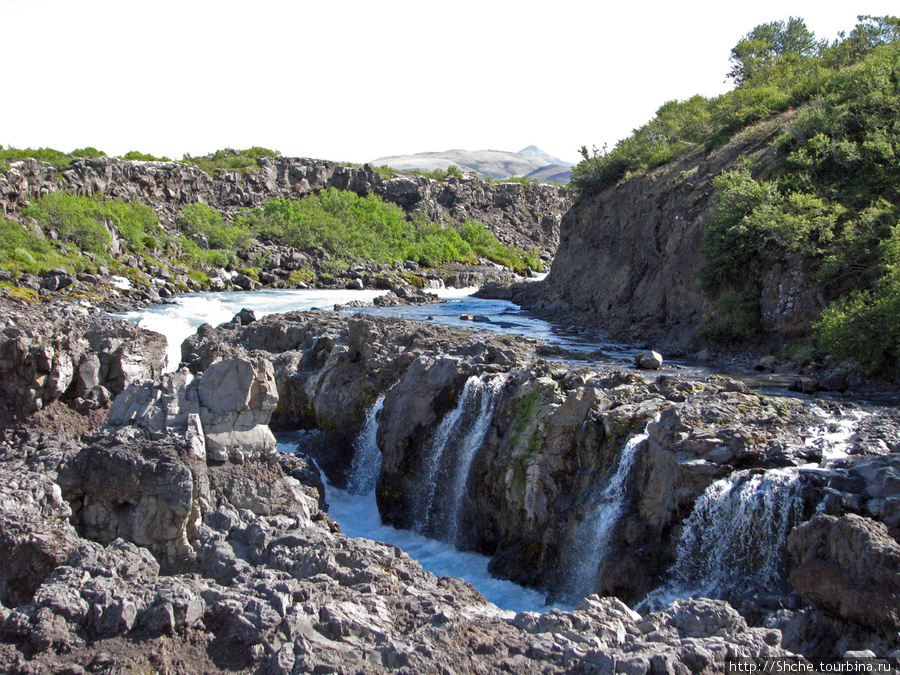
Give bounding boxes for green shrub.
[120,150,171,162]
[699,287,762,342]
[814,274,900,372]
[183,147,280,174]
[458,219,543,273]
[177,202,249,251]
[569,16,900,199]
[408,223,476,267]
[70,147,107,158]
[21,193,162,256]
[247,189,415,263]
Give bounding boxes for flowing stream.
[641,468,804,610]
[277,395,557,614]
[413,373,507,545]
[118,285,878,614]
[118,285,635,372]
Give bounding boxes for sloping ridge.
[523,111,800,347]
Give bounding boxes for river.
[118,284,883,615]
[120,284,583,612]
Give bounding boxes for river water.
[121,285,582,612]
[118,285,880,614]
[118,284,636,373]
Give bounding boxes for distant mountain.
[517,145,574,168]
[371,146,572,183]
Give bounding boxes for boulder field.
[0,303,899,671]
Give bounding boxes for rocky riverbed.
[1,297,899,673]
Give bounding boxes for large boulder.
[108,356,278,463]
[788,513,900,632]
[0,467,81,607]
[197,356,278,462]
[57,437,205,562]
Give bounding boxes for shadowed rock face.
[519,112,825,348]
[788,513,900,632]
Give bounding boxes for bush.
[814,274,900,372]
[22,193,163,256]
[183,147,280,174]
[120,150,171,162]
[569,17,900,199]
[247,189,415,263]
[458,219,543,273]
[177,202,249,251]
[0,218,81,274]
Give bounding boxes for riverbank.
[2,285,900,671]
[0,297,801,673]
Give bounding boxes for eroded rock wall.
[519,112,825,346]
[0,156,568,258]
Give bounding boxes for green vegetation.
[0,219,74,275]
[570,15,900,198]
[120,150,171,162]
[182,147,281,174]
[571,15,900,370]
[177,202,249,251]
[459,219,543,272]
[23,193,162,255]
[407,165,465,181]
[241,188,541,272]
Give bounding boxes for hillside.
[371,146,572,181]
[0,153,568,305]
[521,15,900,373]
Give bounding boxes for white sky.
[3,0,898,165]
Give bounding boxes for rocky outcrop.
[0,467,81,608]
[0,325,798,673]
[176,309,900,646]
[788,514,900,632]
[0,156,568,259]
[0,301,166,417]
[181,311,537,486]
[514,111,825,347]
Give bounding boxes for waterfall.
[346,394,387,495]
[443,374,507,545]
[642,468,804,609]
[414,373,506,545]
[561,422,653,602]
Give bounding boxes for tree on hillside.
[824,15,900,67]
[727,17,822,84]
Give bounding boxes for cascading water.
[443,374,508,545]
[346,393,386,495]
[561,421,654,602]
[300,384,554,613]
[805,404,868,462]
[642,468,804,609]
[414,374,507,545]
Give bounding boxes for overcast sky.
[3,0,897,165]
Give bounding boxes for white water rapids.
[118,286,873,614]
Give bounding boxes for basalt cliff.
[503,112,825,350]
[1,156,567,259]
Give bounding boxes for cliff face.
[0,156,567,258]
[525,111,822,346]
